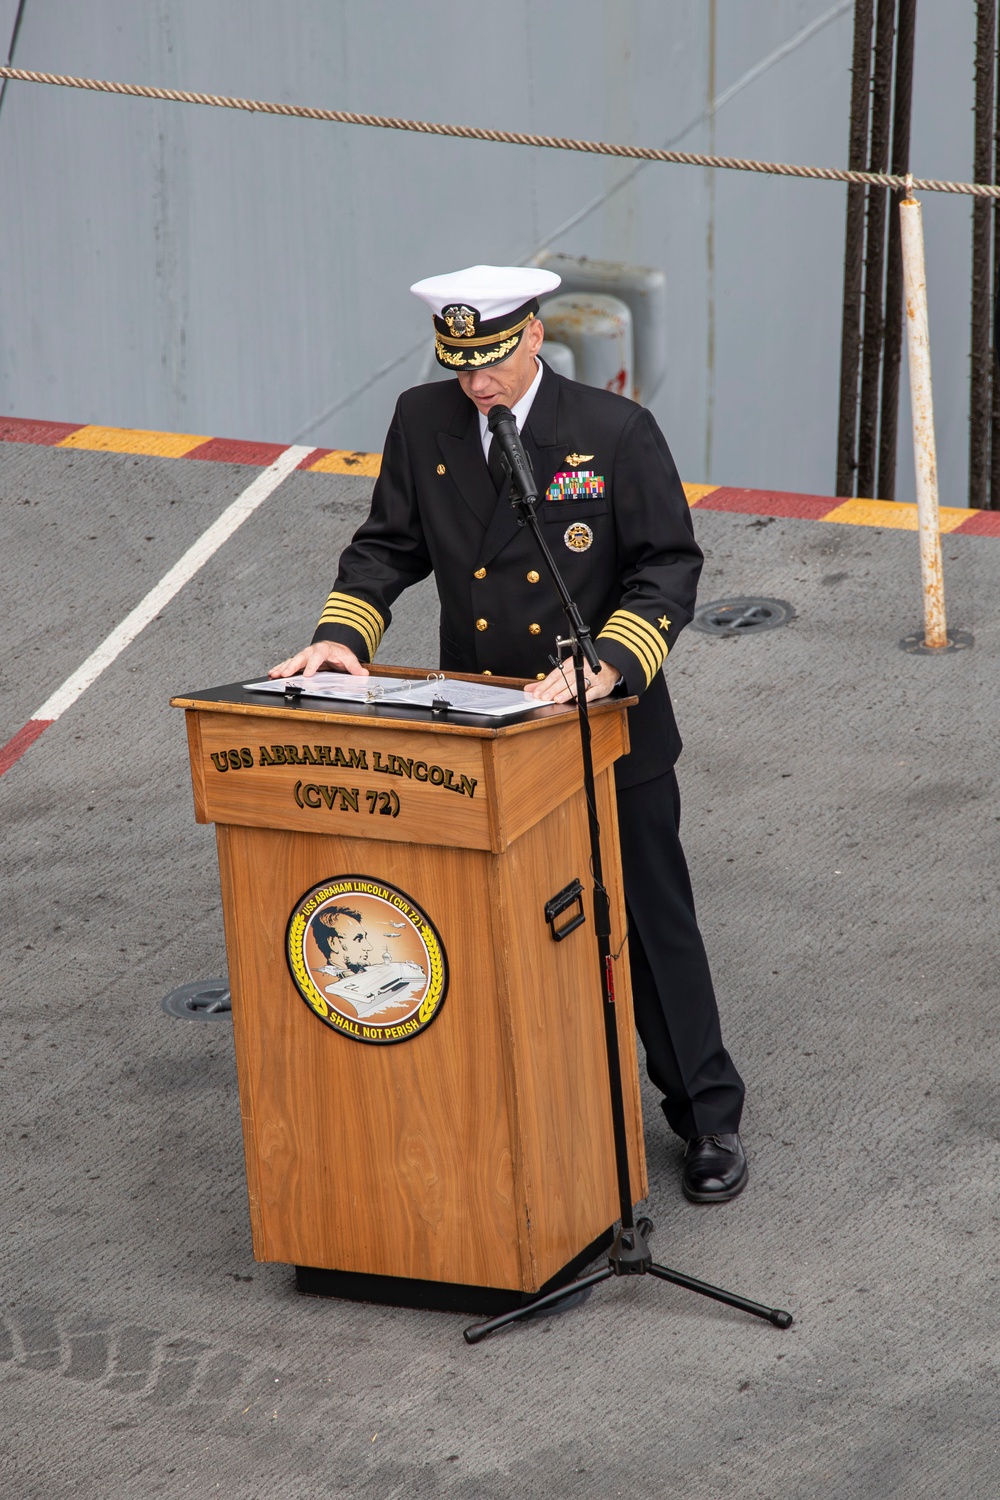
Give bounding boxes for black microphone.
[487,405,538,503]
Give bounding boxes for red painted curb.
[0,719,52,777]
[1,420,335,474]
[185,437,290,466]
[697,486,839,520]
[0,417,83,445]
[954,509,1000,535]
[300,448,333,469]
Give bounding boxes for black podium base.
[295,1225,614,1315]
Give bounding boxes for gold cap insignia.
[565,453,595,467]
[442,304,476,339]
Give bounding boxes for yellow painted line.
[307,450,382,477]
[56,425,210,458]
[821,497,970,533]
[683,483,718,506]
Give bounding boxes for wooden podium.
[173,668,646,1313]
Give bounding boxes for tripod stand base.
[464,1221,793,1343]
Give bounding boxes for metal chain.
[1,64,998,198]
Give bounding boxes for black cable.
[0,0,28,123]
[545,651,629,961]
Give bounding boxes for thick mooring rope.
[0,64,997,199]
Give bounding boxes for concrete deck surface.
[1,440,998,1498]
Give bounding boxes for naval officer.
[271,265,748,1202]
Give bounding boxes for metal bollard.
[534,252,667,404]
[539,339,576,380]
[539,294,633,398]
[899,188,947,650]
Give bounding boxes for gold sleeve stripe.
[317,607,378,660]
[598,611,667,688]
[602,615,665,675]
[615,609,670,660]
[597,624,660,688]
[317,591,385,659]
[317,602,383,659]
[318,610,378,660]
[320,597,385,638]
[603,611,669,666]
[317,596,384,642]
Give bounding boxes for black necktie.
[487,433,507,493]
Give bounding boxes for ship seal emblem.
[286,876,448,1044]
[564,521,594,552]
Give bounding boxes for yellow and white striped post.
[899,183,948,649]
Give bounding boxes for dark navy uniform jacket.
[312,364,703,789]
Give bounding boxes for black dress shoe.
[682,1133,748,1203]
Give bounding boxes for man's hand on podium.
[524,659,619,704]
[268,642,369,679]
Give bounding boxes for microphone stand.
[463,436,793,1345]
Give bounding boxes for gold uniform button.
[529,623,541,635]
[536,672,545,681]
[476,618,489,631]
[474,567,486,579]
[527,570,540,583]
[483,669,492,676]
[436,463,446,475]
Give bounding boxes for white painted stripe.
[32,444,314,722]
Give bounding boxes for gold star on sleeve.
[657,616,671,631]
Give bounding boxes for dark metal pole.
[856,0,898,500]
[837,0,876,497]
[971,0,997,508]
[0,0,28,123]
[877,0,917,502]
[990,5,1000,508]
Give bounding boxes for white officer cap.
[411,264,561,370]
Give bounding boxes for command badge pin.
[564,522,594,552]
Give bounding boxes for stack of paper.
[244,674,555,720]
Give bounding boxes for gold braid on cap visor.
[436,332,522,368]
[433,310,534,368]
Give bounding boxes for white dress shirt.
[477,357,545,463]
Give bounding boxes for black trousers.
[616,768,745,1140]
